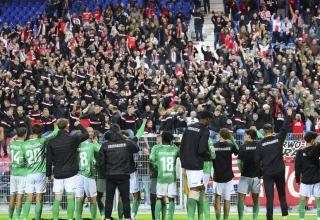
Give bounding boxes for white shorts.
[53,175,77,194]
[300,183,320,198]
[75,175,97,198]
[10,175,26,194]
[156,182,177,198]
[203,174,210,191]
[238,176,261,195]
[25,173,47,194]
[215,180,233,201]
[150,178,157,195]
[130,172,139,194]
[97,178,106,193]
[186,170,204,189]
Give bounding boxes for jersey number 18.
[160,157,174,172]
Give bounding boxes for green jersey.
[24,127,59,174]
[9,140,27,176]
[204,138,215,174]
[150,144,179,184]
[149,144,161,179]
[78,140,101,178]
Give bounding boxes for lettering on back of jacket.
[262,139,279,146]
[108,143,126,149]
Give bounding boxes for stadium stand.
[0,0,320,215]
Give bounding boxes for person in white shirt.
[187,111,199,126]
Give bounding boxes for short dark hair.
[304,131,318,143]
[263,124,273,133]
[32,124,44,135]
[245,129,257,140]
[57,118,68,130]
[199,110,213,120]
[16,127,27,137]
[219,128,231,140]
[162,132,174,144]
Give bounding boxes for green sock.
[23,200,31,220]
[167,200,175,220]
[237,199,244,220]
[67,196,75,220]
[52,200,61,220]
[198,192,204,220]
[187,198,197,220]
[299,199,306,219]
[253,200,260,220]
[161,200,167,220]
[118,201,124,219]
[155,199,162,220]
[215,213,221,220]
[35,203,43,220]
[132,198,140,217]
[90,203,97,220]
[16,207,22,220]
[75,200,83,220]
[9,207,14,220]
[316,199,320,218]
[223,213,229,220]
[203,198,210,220]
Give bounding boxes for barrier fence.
[0,133,310,213]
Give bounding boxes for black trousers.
[263,170,288,220]
[105,175,131,219]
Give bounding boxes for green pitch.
[0,213,316,220]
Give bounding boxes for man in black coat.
[99,124,139,220]
[46,118,89,220]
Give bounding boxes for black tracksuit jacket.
[180,122,211,170]
[46,124,89,179]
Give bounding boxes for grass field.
[0,213,317,220]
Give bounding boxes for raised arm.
[277,108,294,144]
[73,121,89,144]
[135,118,147,140]
[46,142,53,178]
[43,126,59,143]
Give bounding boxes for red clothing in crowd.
[93,9,102,21]
[127,36,137,49]
[82,12,92,23]
[291,119,304,134]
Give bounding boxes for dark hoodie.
[99,129,139,176]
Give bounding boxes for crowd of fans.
[0,0,319,158]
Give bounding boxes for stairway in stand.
[191,0,224,61]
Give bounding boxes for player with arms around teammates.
[213,128,239,220]
[295,131,320,220]
[237,129,261,220]
[8,127,28,220]
[75,127,101,220]
[180,111,213,220]
[22,123,59,220]
[150,132,179,220]
[46,119,89,220]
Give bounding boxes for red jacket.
[291,119,304,134]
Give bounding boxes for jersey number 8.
[80,152,89,167]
